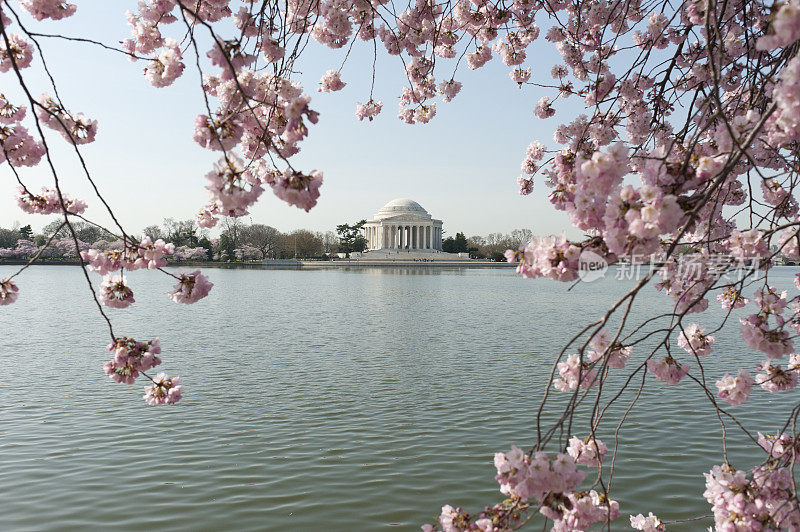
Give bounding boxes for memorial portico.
[362,199,443,251]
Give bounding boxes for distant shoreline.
[0,259,515,269]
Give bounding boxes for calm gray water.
[1,265,798,531]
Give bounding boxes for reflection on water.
[0,265,799,530]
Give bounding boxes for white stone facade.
[363,199,443,251]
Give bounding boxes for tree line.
[0,218,534,262]
[0,218,340,262]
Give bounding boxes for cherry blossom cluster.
[715,369,754,407]
[422,501,526,532]
[646,356,690,385]
[0,278,19,305]
[15,186,86,215]
[355,100,382,121]
[493,446,586,503]
[754,360,798,393]
[587,328,632,369]
[81,236,175,275]
[717,287,749,310]
[554,353,597,392]
[655,253,719,315]
[0,123,44,167]
[540,490,620,532]
[0,92,44,167]
[199,155,264,224]
[318,70,345,93]
[566,436,608,466]
[703,464,800,530]
[98,274,135,309]
[19,0,77,21]
[677,324,715,357]
[167,270,213,304]
[0,32,33,73]
[36,94,98,144]
[629,512,665,531]
[143,372,182,405]
[738,286,798,359]
[266,167,324,213]
[103,337,162,385]
[758,432,800,463]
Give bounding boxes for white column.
[427,225,431,249]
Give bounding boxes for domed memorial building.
[362,199,443,251]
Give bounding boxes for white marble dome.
[362,198,443,251]
[375,198,431,219]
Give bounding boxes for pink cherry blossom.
[588,328,632,369]
[144,39,185,88]
[81,236,174,275]
[437,80,462,102]
[534,96,555,119]
[36,94,98,144]
[318,70,346,92]
[19,0,77,21]
[98,274,135,309]
[0,278,19,305]
[647,356,689,384]
[355,100,382,121]
[202,155,264,218]
[677,323,715,357]
[16,186,87,215]
[509,67,531,84]
[715,369,753,406]
[105,337,161,382]
[0,94,26,124]
[0,125,45,166]
[494,446,585,502]
[269,168,323,212]
[567,436,608,466]
[630,512,664,531]
[726,229,768,259]
[0,34,34,72]
[755,360,798,392]
[103,359,139,384]
[168,270,213,304]
[756,0,800,50]
[758,432,800,462]
[143,372,182,405]
[704,464,800,530]
[740,314,794,358]
[555,353,597,391]
[717,287,749,310]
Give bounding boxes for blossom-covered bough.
[3,0,800,529]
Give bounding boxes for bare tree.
[240,224,281,259]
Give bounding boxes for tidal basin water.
[2,265,800,530]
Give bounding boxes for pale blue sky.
[0,1,580,239]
